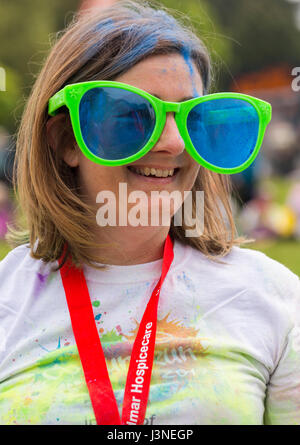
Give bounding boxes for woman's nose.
[151,112,185,156]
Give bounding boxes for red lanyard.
[58,234,174,425]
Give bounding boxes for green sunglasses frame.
[48,80,272,174]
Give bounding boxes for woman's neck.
[90,225,171,265]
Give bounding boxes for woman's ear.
[46,114,80,168]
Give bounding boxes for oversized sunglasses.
[48,81,272,174]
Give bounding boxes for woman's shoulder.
[225,245,300,291]
[0,243,58,288]
[183,241,300,308]
[0,244,60,331]
[0,243,36,273]
[187,240,299,282]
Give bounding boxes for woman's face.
[64,53,203,223]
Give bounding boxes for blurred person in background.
[0,126,14,187]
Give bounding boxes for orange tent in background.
[230,64,294,95]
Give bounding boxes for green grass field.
[0,240,11,260]
[1,238,299,276]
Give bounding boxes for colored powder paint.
[116,34,159,68]
[36,336,61,354]
[93,17,115,33]
[38,344,50,353]
[92,300,100,307]
[95,314,102,321]
[82,18,116,60]
[181,46,200,98]
[84,20,159,66]
[82,15,189,73]
[100,329,122,343]
[33,272,48,298]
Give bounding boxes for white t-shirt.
[0,239,299,425]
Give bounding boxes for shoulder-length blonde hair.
[6,0,247,270]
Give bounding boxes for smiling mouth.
[127,166,180,178]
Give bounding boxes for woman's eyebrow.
[151,93,195,101]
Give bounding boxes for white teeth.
[130,167,175,177]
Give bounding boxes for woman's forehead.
[114,53,204,99]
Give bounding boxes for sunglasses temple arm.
[48,89,67,116]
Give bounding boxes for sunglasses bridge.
[160,101,182,114]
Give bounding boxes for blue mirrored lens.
[187,98,260,169]
[79,87,156,160]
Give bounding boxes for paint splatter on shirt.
[0,240,299,425]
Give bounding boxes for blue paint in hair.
[82,18,117,61]
[93,17,116,33]
[83,7,187,66]
[115,34,159,69]
[78,11,207,95]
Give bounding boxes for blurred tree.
[0,66,22,133]
[206,0,300,88]
[0,0,80,131]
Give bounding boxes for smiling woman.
[9,0,229,267]
[0,0,299,426]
